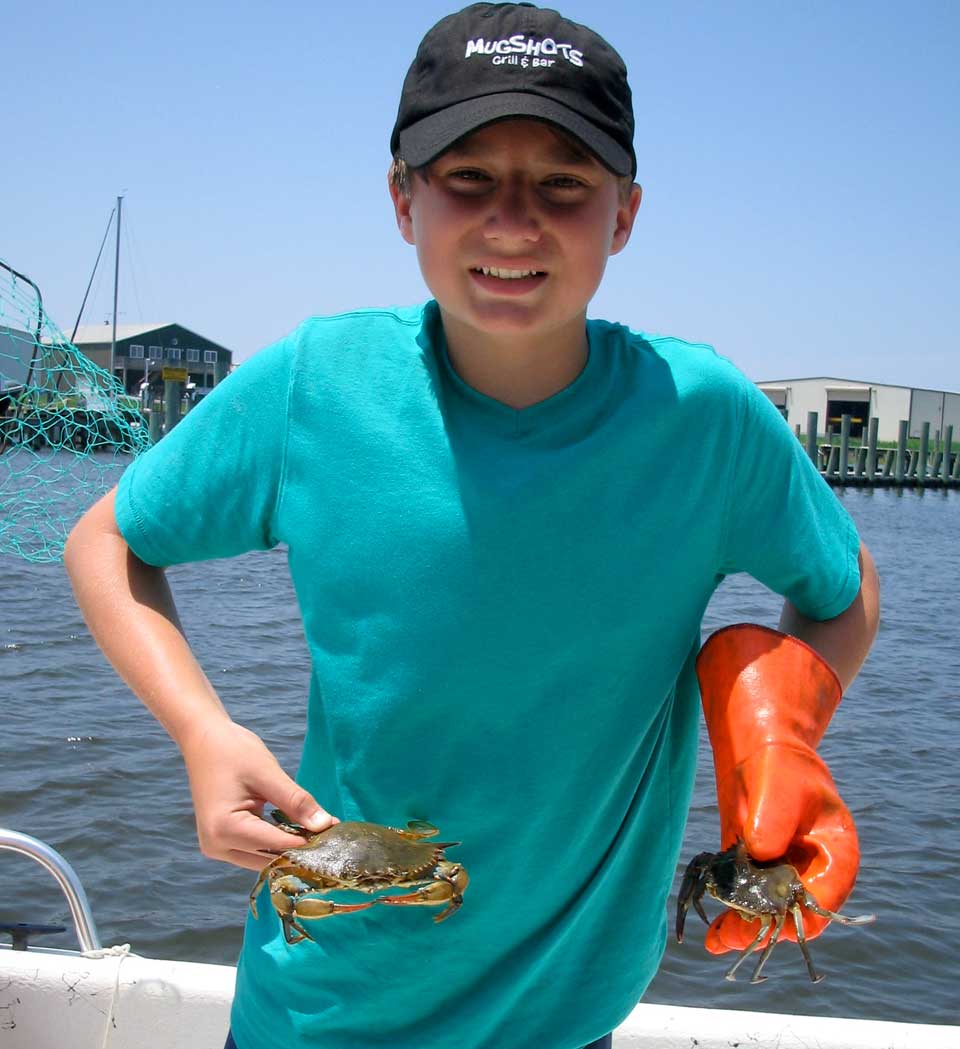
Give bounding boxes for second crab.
[676,841,875,983]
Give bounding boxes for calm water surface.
[1,483,958,1026]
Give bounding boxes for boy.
[65,4,879,1049]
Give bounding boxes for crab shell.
[281,821,459,890]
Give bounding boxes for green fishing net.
[0,260,151,563]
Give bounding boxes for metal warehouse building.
[756,377,960,443]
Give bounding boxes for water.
[1,484,958,1027]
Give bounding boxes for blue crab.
[249,811,468,944]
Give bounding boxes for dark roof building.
[60,323,234,398]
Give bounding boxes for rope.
[80,943,132,1049]
[81,943,131,959]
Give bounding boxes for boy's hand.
[696,624,862,953]
[180,719,338,872]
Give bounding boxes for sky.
[3,0,958,387]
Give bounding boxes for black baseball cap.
[391,2,636,177]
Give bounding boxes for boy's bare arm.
[778,541,880,689]
[64,488,338,871]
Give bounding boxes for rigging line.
[70,208,116,344]
[122,205,145,324]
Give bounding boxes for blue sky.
[4,1,957,387]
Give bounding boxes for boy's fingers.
[200,815,311,869]
[225,848,282,873]
[258,775,339,834]
[230,809,324,853]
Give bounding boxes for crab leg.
[391,821,442,841]
[723,914,773,982]
[256,870,378,944]
[799,890,877,927]
[377,862,468,923]
[278,902,378,945]
[271,889,377,944]
[279,914,311,945]
[748,912,788,984]
[790,902,825,984]
[249,859,286,919]
[292,897,377,919]
[376,882,461,922]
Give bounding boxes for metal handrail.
[0,828,102,952]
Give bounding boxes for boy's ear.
[609,183,642,256]
[388,173,416,246]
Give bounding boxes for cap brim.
[397,93,634,177]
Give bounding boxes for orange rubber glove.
[697,623,861,954]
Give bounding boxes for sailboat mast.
[109,194,123,381]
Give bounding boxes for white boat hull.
[1,943,956,1049]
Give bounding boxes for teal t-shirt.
[115,302,860,1049]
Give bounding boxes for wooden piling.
[839,414,851,481]
[866,417,879,479]
[882,448,894,478]
[895,420,908,483]
[163,381,182,434]
[805,411,818,465]
[854,446,867,479]
[918,421,930,483]
[943,425,953,484]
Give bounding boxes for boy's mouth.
[469,266,548,294]
[471,266,546,280]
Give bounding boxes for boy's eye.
[448,169,490,183]
[544,175,587,190]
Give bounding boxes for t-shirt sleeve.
[718,374,861,621]
[114,336,294,566]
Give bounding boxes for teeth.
[478,266,542,279]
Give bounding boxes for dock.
[802,412,958,488]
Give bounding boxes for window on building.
[148,346,162,360]
[186,348,199,362]
[167,348,182,361]
[128,344,145,359]
[204,350,218,364]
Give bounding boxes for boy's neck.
[439,309,590,410]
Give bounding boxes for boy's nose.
[483,178,541,243]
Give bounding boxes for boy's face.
[390,119,641,344]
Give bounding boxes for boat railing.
[0,828,102,952]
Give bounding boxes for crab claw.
[676,853,714,943]
[377,862,469,923]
